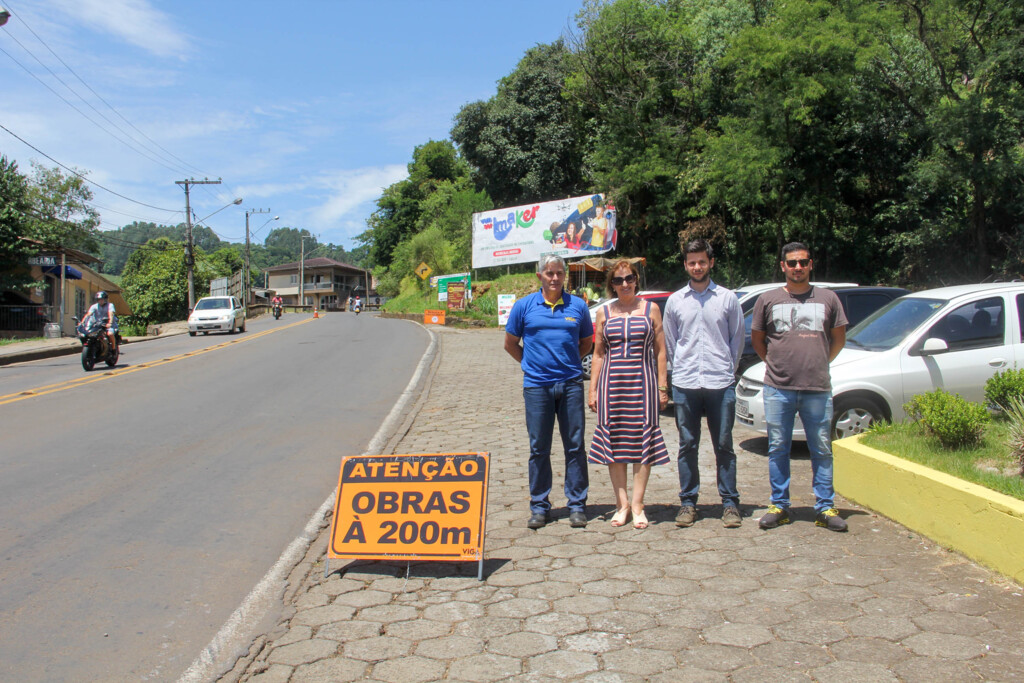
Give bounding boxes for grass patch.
[0,336,43,346]
[862,419,1024,502]
[383,273,540,326]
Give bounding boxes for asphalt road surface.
[0,312,430,681]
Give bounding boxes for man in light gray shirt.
[662,239,744,528]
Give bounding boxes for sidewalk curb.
[0,328,190,366]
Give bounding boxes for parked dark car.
[0,291,48,332]
[737,286,911,374]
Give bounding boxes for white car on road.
[188,296,246,336]
[736,283,1024,439]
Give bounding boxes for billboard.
[472,194,617,269]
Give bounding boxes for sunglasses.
[610,274,637,286]
[785,258,811,268]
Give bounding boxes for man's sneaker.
[722,506,742,528]
[758,504,790,529]
[815,508,848,532]
[675,505,698,527]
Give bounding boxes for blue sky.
[0,0,584,250]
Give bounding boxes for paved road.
[0,312,429,682]
[233,326,1024,683]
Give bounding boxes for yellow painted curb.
[835,434,1024,584]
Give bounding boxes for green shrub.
[984,368,1024,411]
[1002,396,1024,477]
[903,389,989,449]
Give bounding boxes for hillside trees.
[0,156,37,293]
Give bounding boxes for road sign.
[328,453,490,578]
[415,262,432,279]
[423,309,446,325]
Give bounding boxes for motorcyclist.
[271,294,283,314]
[82,291,118,351]
[353,295,362,312]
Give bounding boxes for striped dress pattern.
[588,301,669,465]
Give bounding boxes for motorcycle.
[353,300,362,315]
[74,317,120,371]
[273,303,283,320]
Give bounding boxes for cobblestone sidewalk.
[231,326,1024,682]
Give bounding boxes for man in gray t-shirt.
[751,242,849,532]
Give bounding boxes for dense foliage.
[359,0,1024,291]
[904,389,990,449]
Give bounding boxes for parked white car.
[736,283,1024,439]
[188,296,246,336]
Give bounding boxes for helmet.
[95,291,108,302]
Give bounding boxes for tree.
[26,162,100,254]
[121,238,218,324]
[0,156,37,293]
[452,40,588,208]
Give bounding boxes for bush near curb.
[985,368,1024,411]
[903,389,989,449]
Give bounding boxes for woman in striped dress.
[587,260,669,529]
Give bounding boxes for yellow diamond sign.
[416,262,432,280]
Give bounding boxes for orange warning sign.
[423,309,446,325]
[329,453,489,561]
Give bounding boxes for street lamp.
[0,7,11,27]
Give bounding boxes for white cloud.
[48,0,190,58]
[309,165,408,228]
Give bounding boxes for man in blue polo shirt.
[504,254,594,529]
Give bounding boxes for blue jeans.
[523,379,589,513]
[763,386,834,512]
[672,385,740,508]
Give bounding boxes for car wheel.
[832,396,884,440]
[581,352,593,380]
[239,320,246,333]
[189,331,196,337]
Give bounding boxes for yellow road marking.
[0,317,314,406]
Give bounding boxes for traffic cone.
[313,307,319,318]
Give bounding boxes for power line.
[0,121,180,213]
[2,1,209,177]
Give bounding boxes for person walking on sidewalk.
[751,242,849,532]
[663,239,744,529]
[587,260,670,530]
[504,254,594,529]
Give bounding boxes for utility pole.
[244,208,270,305]
[176,178,222,311]
[299,233,315,308]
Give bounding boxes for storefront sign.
[497,294,515,326]
[329,453,490,564]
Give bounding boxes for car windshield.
[195,298,230,310]
[846,297,945,351]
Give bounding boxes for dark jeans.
[672,385,740,508]
[523,378,589,514]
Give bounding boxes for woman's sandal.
[632,509,649,529]
[610,508,631,527]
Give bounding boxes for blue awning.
[42,265,83,280]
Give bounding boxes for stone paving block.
[292,657,369,682]
[903,631,987,659]
[648,668,728,683]
[829,636,909,666]
[847,614,921,640]
[579,671,647,683]
[677,643,756,672]
[785,599,861,622]
[342,635,413,661]
[529,650,600,677]
[294,589,330,610]
[486,569,544,587]
[580,578,638,598]
[678,589,746,611]
[720,603,791,625]
[612,591,685,615]
[703,622,773,648]
[320,577,369,596]
[382,618,450,640]
[291,603,357,627]
[370,655,446,683]
[273,624,312,647]
[729,665,814,683]
[447,653,522,682]
[771,618,848,646]
[516,580,577,601]
[820,566,886,587]
[641,577,699,596]
[266,639,338,666]
[332,589,394,608]
[487,631,558,657]
[601,647,676,676]
[563,631,628,653]
[547,565,605,583]
[422,600,485,622]
[414,634,485,659]
[485,597,550,618]
[247,664,292,683]
[552,594,615,615]
[810,661,898,683]
[453,615,521,639]
[628,626,700,651]
[356,604,419,623]
[969,650,1024,680]
[524,611,589,636]
[315,619,382,642]
[912,609,992,635]
[655,607,723,630]
[892,655,980,682]
[662,562,717,581]
[750,640,833,668]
